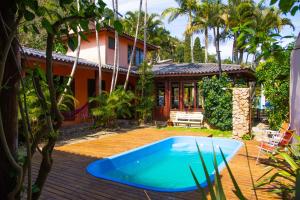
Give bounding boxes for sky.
[103,0,300,60]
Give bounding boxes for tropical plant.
[232,3,294,64]
[184,34,192,62]
[121,10,180,62]
[135,62,155,124]
[90,87,135,127]
[124,0,143,90]
[193,37,204,63]
[174,41,185,63]
[256,44,290,129]
[256,134,300,199]
[270,0,300,15]
[201,74,233,131]
[162,0,199,63]
[0,0,108,199]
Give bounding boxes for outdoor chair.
[261,122,290,142]
[256,129,294,165]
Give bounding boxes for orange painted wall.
[67,33,106,64]
[105,31,145,67]
[24,57,137,125]
[67,30,146,68]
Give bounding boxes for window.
[128,45,144,65]
[108,37,115,49]
[88,79,96,97]
[128,45,132,64]
[156,83,165,107]
[197,83,204,108]
[183,83,195,108]
[101,80,106,91]
[171,83,179,109]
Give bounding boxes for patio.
[33,128,275,200]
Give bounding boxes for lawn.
[157,126,232,138]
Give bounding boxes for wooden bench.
[173,112,204,127]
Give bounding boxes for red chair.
[256,129,294,164]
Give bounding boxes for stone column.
[232,88,250,138]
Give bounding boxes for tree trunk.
[124,0,143,90]
[189,13,194,63]
[110,0,117,93]
[215,27,222,76]
[58,36,81,105]
[113,0,120,90]
[0,40,21,200]
[31,137,56,200]
[238,48,244,64]
[58,0,81,104]
[204,28,208,63]
[143,0,147,61]
[0,1,22,198]
[95,24,102,94]
[245,52,249,64]
[94,0,102,95]
[232,33,239,64]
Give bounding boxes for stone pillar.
[232,88,250,138]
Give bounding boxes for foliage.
[208,54,217,63]
[201,74,233,131]
[90,87,135,127]
[19,67,76,137]
[270,0,300,15]
[256,134,300,199]
[0,0,111,199]
[222,57,233,64]
[184,34,191,63]
[242,134,254,141]
[193,37,204,63]
[189,143,249,200]
[135,62,155,124]
[231,1,294,63]
[121,10,181,62]
[256,45,291,129]
[157,127,232,138]
[174,42,185,63]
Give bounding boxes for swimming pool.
[87,136,243,192]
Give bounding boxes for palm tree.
[234,4,294,64]
[210,0,226,75]
[124,0,143,90]
[58,0,82,104]
[110,0,120,93]
[224,0,257,64]
[162,0,198,63]
[187,1,213,63]
[143,0,148,60]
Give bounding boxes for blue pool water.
[87,136,243,192]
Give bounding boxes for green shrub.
[135,61,155,124]
[256,54,289,130]
[89,87,135,127]
[201,74,233,131]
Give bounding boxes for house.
[22,27,255,125]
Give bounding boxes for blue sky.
[103,0,300,60]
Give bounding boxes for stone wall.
[232,88,250,138]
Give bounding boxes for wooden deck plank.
[31,127,276,200]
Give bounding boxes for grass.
[157,126,232,138]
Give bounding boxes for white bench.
[173,112,204,127]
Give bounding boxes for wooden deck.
[32,128,276,200]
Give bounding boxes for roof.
[21,47,138,75]
[152,63,254,77]
[21,47,254,79]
